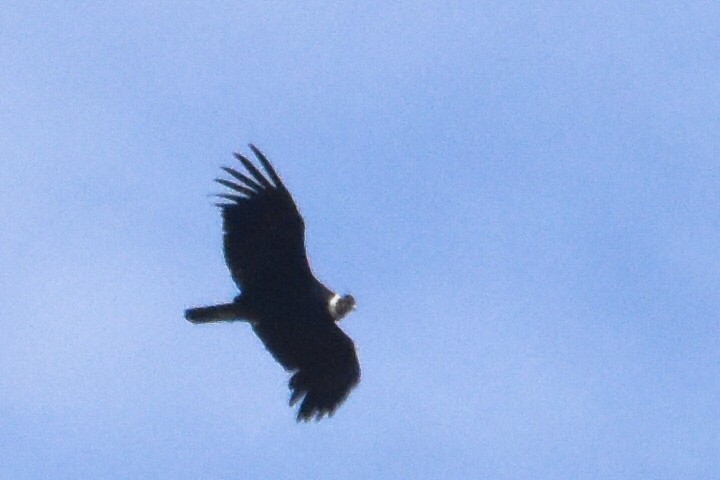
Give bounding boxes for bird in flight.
[185,145,360,421]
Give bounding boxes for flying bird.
[184,145,360,421]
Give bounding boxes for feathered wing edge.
[287,328,361,422]
[289,370,360,422]
[214,144,308,291]
[214,144,289,207]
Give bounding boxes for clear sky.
[1,2,718,478]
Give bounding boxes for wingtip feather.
[249,144,284,188]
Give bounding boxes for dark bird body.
[185,145,359,421]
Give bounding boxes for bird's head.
[329,293,356,321]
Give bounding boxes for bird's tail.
[184,302,247,324]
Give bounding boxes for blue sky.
[1,2,718,478]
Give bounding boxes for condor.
[185,145,360,421]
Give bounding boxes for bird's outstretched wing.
[252,314,361,421]
[216,145,309,292]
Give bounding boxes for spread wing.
[216,145,310,291]
[252,313,361,421]
[214,145,359,420]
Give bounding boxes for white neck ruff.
[328,293,342,319]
